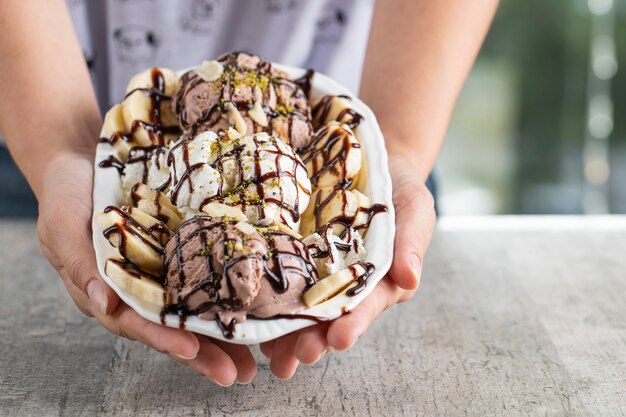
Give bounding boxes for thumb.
[37,153,121,316]
[388,178,436,291]
[39,204,120,316]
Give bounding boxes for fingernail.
[236,378,254,385]
[174,352,197,361]
[213,379,234,387]
[410,253,422,283]
[87,279,108,316]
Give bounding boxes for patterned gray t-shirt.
[67,0,375,111]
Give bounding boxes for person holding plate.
[0,0,498,385]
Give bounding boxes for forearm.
[0,0,101,198]
[360,0,499,181]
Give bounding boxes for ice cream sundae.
[96,52,387,337]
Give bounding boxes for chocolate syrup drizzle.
[300,124,361,187]
[311,188,388,238]
[294,69,315,98]
[98,131,132,148]
[167,134,310,223]
[301,126,388,293]
[311,194,386,299]
[98,155,125,174]
[312,95,363,130]
[96,56,388,339]
[160,217,318,333]
[174,52,313,147]
[263,230,318,293]
[121,206,171,244]
[125,68,181,146]
[130,183,171,225]
[125,146,171,191]
[346,262,375,296]
[99,68,179,178]
[107,259,163,283]
[102,205,164,266]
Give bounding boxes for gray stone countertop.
[1,217,625,416]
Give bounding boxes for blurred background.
[2,0,625,216]
[439,0,625,214]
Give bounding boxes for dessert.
[312,95,363,129]
[162,216,318,327]
[300,122,361,189]
[173,52,314,150]
[96,52,388,338]
[167,130,311,228]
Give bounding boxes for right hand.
[37,150,257,386]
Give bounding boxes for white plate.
[92,63,395,344]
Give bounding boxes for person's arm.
[260,0,499,379]
[0,0,256,386]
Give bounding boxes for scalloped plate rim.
[91,62,395,345]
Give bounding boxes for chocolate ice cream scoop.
[247,230,319,318]
[172,52,314,150]
[162,216,319,328]
[163,216,268,314]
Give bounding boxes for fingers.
[294,323,329,365]
[170,337,238,386]
[266,281,401,376]
[261,322,329,382]
[93,302,200,360]
[66,273,248,387]
[259,339,275,359]
[59,269,95,317]
[387,159,436,290]
[213,339,257,384]
[269,332,301,380]
[37,155,120,316]
[41,212,120,316]
[327,277,403,351]
[171,337,239,386]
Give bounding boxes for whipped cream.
[303,226,366,276]
[122,146,170,196]
[167,131,311,228]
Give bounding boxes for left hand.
[259,154,436,379]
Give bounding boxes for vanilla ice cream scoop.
[167,131,311,228]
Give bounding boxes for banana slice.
[248,101,268,127]
[130,183,183,230]
[300,122,361,188]
[303,262,368,307]
[201,202,247,222]
[105,259,167,306]
[268,221,303,239]
[120,206,171,245]
[312,95,363,129]
[194,60,224,82]
[300,187,371,236]
[122,67,179,146]
[352,189,377,230]
[224,102,248,135]
[100,104,133,160]
[97,207,164,275]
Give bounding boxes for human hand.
[259,154,436,379]
[36,151,257,386]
